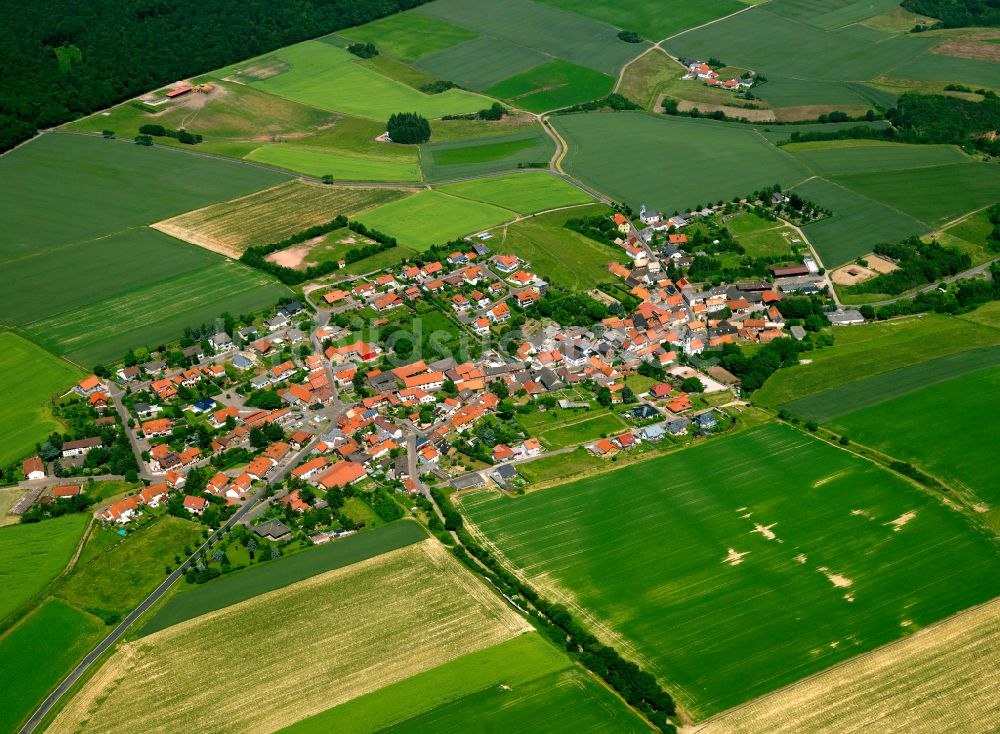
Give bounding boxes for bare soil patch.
[831,253,898,285]
[673,100,775,122]
[932,33,1000,63]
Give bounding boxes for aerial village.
[12,191,850,558]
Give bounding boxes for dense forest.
[0,0,431,152]
[902,0,1000,27]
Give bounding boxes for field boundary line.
[691,592,1000,730]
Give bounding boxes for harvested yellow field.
[152,180,412,257]
[696,599,1000,734]
[48,540,529,734]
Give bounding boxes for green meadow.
[246,144,422,181]
[356,190,516,250]
[0,600,104,734]
[224,40,487,120]
[337,11,477,63]
[459,423,1000,719]
[0,513,89,621]
[141,521,426,636]
[785,140,969,178]
[0,333,84,466]
[438,172,594,214]
[279,633,652,733]
[414,37,550,91]
[486,61,615,113]
[421,128,554,180]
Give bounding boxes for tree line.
[902,0,1000,28]
[0,0,433,152]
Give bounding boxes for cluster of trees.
[988,204,1000,252]
[138,123,202,145]
[240,216,397,285]
[717,337,808,391]
[368,488,404,521]
[441,101,508,120]
[861,261,1000,320]
[534,289,609,326]
[776,295,830,332]
[847,238,971,295]
[556,94,642,114]
[420,80,457,94]
[664,96,879,125]
[902,0,1000,27]
[387,111,430,143]
[21,490,93,523]
[564,213,620,246]
[432,489,676,731]
[0,0,435,153]
[346,41,378,58]
[617,30,642,43]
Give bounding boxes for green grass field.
[0,333,85,466]
[829,366,1000,509]
[58,516,203,617]
[487,61,615,113]
[438,172,594,214]
[223,40,487,120]
[722,213,797,258]
[421,128,554,180]
[356,190,516,250]
[413,37,550,91]
[782,345,1000,423]
[246,144,422,181]
[831,162,1000,227]
[532,412,628,449]
[459,422,1000,719]
[0,513,88,621]
[279,633,651,734]
[554,112,810,214]
[791,177,929,266]
[494,205,616,292]
[26,259,290,366]
[415,0,646,77]
[337,10,477,62]
[0,599,104,734]
[536,0,745,40]
[766,0,902,28]
[140,521,426,635]
[753,312,1000,408]
[786,140,969,178]
[517,447,607,484]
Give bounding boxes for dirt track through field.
[48,540,529,734]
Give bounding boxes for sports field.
[700,599,1000,734]
[26,260,290,366]
[486,61,615,113]
[553,112,809,214]
[280,633,651,734]
[50,540,531,734]
[537,0,745,40]
[495,205,617,292]
[142,521,426,635]
[337,11,477,63]
[421,128,554,180]
[246,144,422,181]
[415,0,646,77]
[791,177,929,266]
[753,312,1000,408]
[222,41,487,120]
[0,513,88,621]
[153,181,411,257]
[0,333,84,466]
[356,190,516,250]
[829,366,1000,509]
[459,423,1000,719]
[0,600,104,734]
[438,172,594,215]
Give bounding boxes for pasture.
[141,521,426,635]
[438,172,594,214]
[829,366,1000,510]
[495,205,617,292]
[459,423,1000,719]
[699,598,1000,734]
[752,311,1000,408]
[0,333,84,466]
[415,0,646,76]
[537,0,746,41]
[0,600,104,734]
[280,633,652,734]
[356,190,516,250]
[26,260,290,366]
[486,61,615,113]
[0,513,88,621]
[153,181,410,257]
[553,112,809,214]
[51,540,530,734]
[791,177,928,266]
[58,516,203,617]
[223,41,486,120]
[619,49,683,110]
[246,144,422,181]
[336,11,477,63]
[421,128,554,180]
